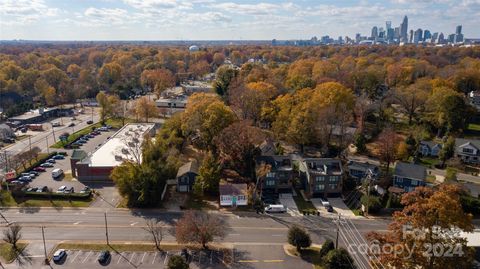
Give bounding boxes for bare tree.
[143,219,163,251]
[3,223,22,250]
[378,127,399,174]
[175,210,227,249]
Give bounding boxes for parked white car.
[264,204,286,213]
[52,168,64,179]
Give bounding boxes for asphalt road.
[0,208,392,269]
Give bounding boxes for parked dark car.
[98,250,111,264]
[68,122,75,127]
[26,187,38,192]
[326,205,334,213]
[86,120,93,124]
[53,154,65,160]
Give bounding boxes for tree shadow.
[11,245,33,268]
[107,245,139,268]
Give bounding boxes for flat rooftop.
[87,123,155,167]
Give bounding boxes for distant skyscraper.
[413,28,423,44]
[386,21,392,30]
[424,30,431,40]
[371,26,378,39]
[432,32,438,43]
[409,29,414,43]
[456,25,462,35]
[355,33,361,43]
[454,25,464,43]
[394,27,400,39]
[400,15,408,43]
[438,32,445,44]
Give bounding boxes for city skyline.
[1,0,480,40]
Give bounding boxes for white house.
[455,138,480,164]
[419,141,442,157]
[219,183,248,207]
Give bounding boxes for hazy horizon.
[1,0,480,41]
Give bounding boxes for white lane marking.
[229,233,240,236]
[70,251,82,263]
[141,252,147,263]
[130,222,138,226]
[82,251,92,263]
[130,252,136,263]
[152,252,157,264]
[164,251,169,265]
[73,221,81,225]
[272,234,283,237]
[117,253,124,264]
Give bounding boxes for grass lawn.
[0,190,93,208]
[465,123,480,138]
[425,175,437,184]
[292,189,318,214]
[0,243,28,263]
[51,118,135,148]
[183,195,217,210]
[418,157,439,168]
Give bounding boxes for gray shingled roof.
[455,138,480,152]
[176,160,199,178]
[394,162,426,181]
[420,140,441,150]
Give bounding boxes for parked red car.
[33,167,46,172]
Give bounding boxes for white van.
[52,121,61,127]
[264,204,286,213]
[52,168,64,178]
[320,199,330,207]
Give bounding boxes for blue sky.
[1,0,479,40]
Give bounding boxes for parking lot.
[21,129,116,195]
[50,248,229,269]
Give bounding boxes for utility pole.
[104,212,109,245]
[28,136,32,152]
[51,124,56,142]
[45,136,49,154]
[41,226,49,265]
[365,169,373,217]
[335,214,340,249]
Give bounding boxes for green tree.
[213,66,237,97]
[197,152,221,194]
[96,91,110,124]
[167,255,189,269]
[287,225,311,252]
[318,239,335,258]
[445,167,457,182]
[324,248,355,269]
[439,136,455,168]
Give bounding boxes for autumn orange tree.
[214,121,265,178]
[181,93,237,150]
[367,184,474,269]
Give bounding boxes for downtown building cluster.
[273,15,478,46]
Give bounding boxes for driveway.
[278,193,301,217]
[311,198,360,219]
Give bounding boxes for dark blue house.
[176,160,199,193]
[393,162,427,192]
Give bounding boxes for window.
[329,184,338,190]
[314,184,325,191]
[266,172,276,178]
[315,176,325,182]
[330,176,339,182]
[463,148,474,154]
[266,180,275,186]
[411,179,417,186]
[396,177,403,183]
[238,195,245,201]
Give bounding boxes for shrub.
[287,225,311,251]
[319,239,335,258]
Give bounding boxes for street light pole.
[45,136,49,154]
[41,226,49,265]
[104,212,109,245]
[335,214,340,249]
